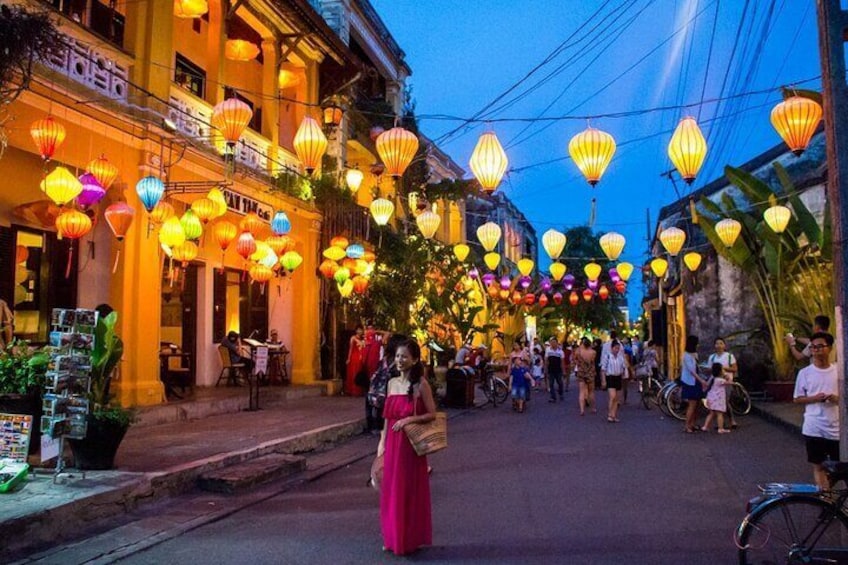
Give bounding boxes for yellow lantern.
[376,126,419,178]
[770,96,822,156]
[248,264,274,285]
[517,258,535,277]
[338,279,354,298]
[370,198,394,226]
[280,250,303,273]
[764,205,791,233]
[650,258,668,278]
[616,262,634,282]
[323,246,347,261]
[683,252,702,272]
[55,209,92,240]
[659,227,686,256]
[30,116,66,161]
[483,252,501,271]
[668,117,707,184]
[250,242,272,264]
[453,243,470,262]
[416,210,441,239]
[715,218,742,248]
[469,131,508,192]
[40,166,83,206]
[159,217,186,249]
[86,154,119,190]
[584,262,602,281]
[150,201,175,224]
[191,197,217,224]
[476,222,502,252]
[174,0,208,18]
[212,98,253,147]
[293,116,328,174]
[541,229,567,260]
[568,126,616,186]
[277,68,302,90]
[224,39,260,62]
[171,241,199,265]
[599,232,625,261]
[549,261,566,282]
[345,167,364,193]
[207,188,228,218]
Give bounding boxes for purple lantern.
[588,279,599,291]
[519,275,532,289]
[482,272,496,287]
[563,273,576,290]
[540,276,552,292]
[468,267,479,279]
[500,275,512,290]
[77,173,106,210]
[609,267,621,283]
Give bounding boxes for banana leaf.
[776,162,822,246]
[725,165,774,209]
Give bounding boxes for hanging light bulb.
[668,116,707,184]
[173,0,208,18]
[770,95,822,156]
[476,222,502,252]
[541,229,567,260]
[293,116,328,174]
[224,39,260,62]
[30,116,66,161]
[376,126,419,178]
[484,252,501,271]
[41,166,83,206]
[469,131,508,193]
[517,258,534,277]
[584,262,602,281]
[650,258,668,278]
[370,198,394,226]
[212,98,253,148]
[416,210,441,239]
[135,176,166,213]
[599,232,625,261]
[764,205,792,233]
[86,154,119,190]
[159,217,186,249]
[345,167,364,193]
[683,252,702,272]
[659,227,686,256]
[104,202,135,241]
[549,262,566,282]
[568,126,616,186]
[715,218,742,248]
[453,243,470,262]
[616,262,634,282]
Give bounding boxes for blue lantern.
[136,176,165,213]
[346,243,365,259]
[272,211,291,235]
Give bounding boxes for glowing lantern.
[319,259,339,278]
[173,0,208,18]
[715,218,742,248]
[563,273,576,290]
[180,210,203,241]
[225,39,260,62]
[511,291,522,305]
[136,176,165,213]
[249,264,274,285]
[15,246,27,265]
[30,116,66,161]
[616,262,634,282]
[86,155,119,190]
[770,96,822,156]
[251,242,272,264]
[519,276,532,289]
[517,258,535,277]
[599,285,610,301]
[338,279,354,298]
[212,98,253,147]
[500,275,512,290]
[265,236,288,256]
[549,262,566,282]
[609,268,620,283]
[376,127,419,178]
[486,285,499,299]
[239,212,265,237]
[55,209,91,239]
[76,173,106,210]
[476,222,502,252]
[104,202,134,241]
[159,217,186,248]
[370,198,394,226]
[172,241,199,264]
[588,279,599,291]
[614,280,626,293]
[293,116,328,174]
[334,267,351,284]
[650,258,668,278]
[268,211,290,236]
[659,227,686,256]
[524,294,536,306]
[322,103,344,127]
[236,232,257,261]
[41,167,82,206]
[277,68,301,90]
[345,168,364,193]
[668,117,707,184]
[553,292,563,305]
[190,198,217,224]
[542,229,566,260]
[352,276,369,295]
[582,289,593,302]
[483,252,501,271]
[280,250,303,273]
[453,243,470,262]
[499,289,510,301]
[363,250,376,263]
[212,220,237,265]
[683,252,702,272]
[346,243,365,259]
[599,232,625,261]
[764,205,791,233]
[584,262,602,281]
[416,210,441,239]
[568,126,616,186]
[482,272,496,287]
[539,294,549,307]
[207,188,227,218]
[469,131,508,192]
[569,292,579,306]
[330,236,349,249]
[323,246,346,261]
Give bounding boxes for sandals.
[717,428,731,434]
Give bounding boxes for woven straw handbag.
[404,395,448,456]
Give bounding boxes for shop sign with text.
[223,189,273,221]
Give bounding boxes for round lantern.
[319,259,339,278]
[519,276,532,289]
[668,117,707,184]
[174,0,208,18]
[293,116,328,174]
[499,275,511,290]
[76,173,106,210]
[770,96,822,156]
[207,188,228,218]
[511,291,523,305]
[582,289,593,302]
[486,284,499,299]
[568,126,616,186]
[31,116,66,161]
[277,68,301,90]
[55,209,92,239]
[280,250,303,273]
[542,229,567,260]
[212,98,253,147]
[599,232,625,261]
[715,218,742,248]
[370,198,394,226]
[345,168,364,193]
[41,166,83,206]
[549,262,566,282]
[86,155,119,190]
[587,278,599,291]
[650,258,668,278]
[524,293,536,306]
[172,241,199,264]
[453,243,470,262]
[352,276,369,295]
[104,202,135,241]
[584,262,602,281]
[330,236,349,249]
[517,258,535,277]
[259,246,278,270]
[136,176,165,213]
[338,279,354,298]
[270,211,291,236]
[614,280,627,293]
[683,252,702,272]
[191,198,217,224]
[616,262,634,282]
[225,39,260,62]
[346,243,365,259]
[334,267,351,285]
[540,277,552,292]
[553,292,563,305]
[469,131,508,192]
[376,127,419,178]
[323,246,346,261]
[236,231,257,260]
[539,294,549,307]
[569,291,579,306]
[563,273,576,290]
[251,242,272,264]
[599,285,610,300]
[180,210,203,241]
[212,220,237,258]
[609,268,620,283]
[764,205,791,233]
[659,227,686,256]
[159,217,186,248]
[484,252,501,271]
[416,210,441,239]
[482,272,496,287]
[239,212,265,237]
[476,222,502,252]
[249,264,274,285]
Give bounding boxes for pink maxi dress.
[380,394,432,555]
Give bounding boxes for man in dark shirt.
[221,331,254,371]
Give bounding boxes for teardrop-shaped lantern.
[483,252,501,271]
[270,211,291,236]
[416,210,441,239]
[207,188,228,218]
[212,98,253,147]
[715,218,742,248]
[770,96,822,156]
[517,258,534,277]
[159,217,186,248]
[86,155,119,190]
[563,273,576,290]
[180,210,203,241]
[376,126,419,178]
[236,231,257,260]
[549,262,566,282]
[453,243,470,262]
[338,279,354,298]
[542,229,567,260]
[345,167,364,193]
[659,227,686,256]
[293,116,328,174]
[370,198,394,226]
[323,246,346,262]
[568,126,616,186]
[668,117,707,184]
[224,39,260,62]
[174,0,208,18]
[598,285,610,301]
[616,262,634,282]
[650,258,668,278]
[76,173,106,210]
[239,212,265,237]
[280,250,303,273]
[31,116,66,161]
[334,267,351,285]
[104,202,135,241]
[469,131,508,193]
[172,241,199,264]
[55,209,92,239]
[764,205,791,233]
[599,232,625,261]
[265,235,290,256]
[476,222,502,252]
[584,262,602,281]
[569,291,579,306]
[683,252,702,272]
[136,176,165,213]
[582,289,594,302]
[553,292,563,305]
[212,220,238,251]
[41,166,83,206]
[151,201,175,224]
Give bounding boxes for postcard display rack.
[42,308,97,479]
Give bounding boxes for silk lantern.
[352,276,369,295]
[599,232,625,261]
[549,262,566,282]
[31,116,66,161]
[563,273,576,290]
[668,117,707,184]
[345,168,364,193]
[584,262,602,281]
[614,280,627,293]
[236,231,257,261]
[104,202,134,241]
[330,235,349,249]
[650,258,668,278]
[86,155,119,190]
[173,0,208,18]
[191,198,217,224]
[453,243,470,262]
[41,167,82,206]
[376,126,419,178]
[683,252,702,272]
[517,258,534,277]
[582,289,593,302]
[476,222,502,252]
[271,211,291,236]
[659,227,686,256]
[539,294,549,308]
[76,173,106,210]
[569,291,579,306]
[239,212,265,237]
[524,293,536,306]
[319,259,339,278]
[616,262,634,282]
[180,210,203,241]
[172,241,199,265]
[715,218,742,248]
[500,275,511,290]
[370,198,394,226]
[212,220,238,266]
[568,126,616,186]
[469,131,508,193]
[484,252,501,271]
[293,116,328,174]
[264,235,290,256]
[338,279,354,298]
[207,188,228,218]
[277,68,301,90]
[224,39,260,62]
[323,246,346,261]
[770,95,822,156]
[159,217,186,248]
[136,176,165,213]
[55,209,92,278]
[416,210,441,239]
[212,98,253,148]
[764,205,791,233]
[553,292,563,305]
[249,264,274,287]
[346,243,365,259]
[519,276,532,289]
[280,250,303,273]
[334,267,351,284]
[542,229,566,260]
[599,285,610,301]
[150,201,174,225]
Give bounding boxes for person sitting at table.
[268,329,281,345]
[221,331,254,372]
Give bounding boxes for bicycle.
[636,364,664,410]
[735,460,848,564]
[728,380,752,415]
[478,361,509,407]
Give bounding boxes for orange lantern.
[362,250,376,263]
[212,98,253,147]
[31,116,66,161]
[511,290,522,305]
[239,212,265,237]
[322,103,344,127]
[236,231,257,261]
[499,289,510,301]
[174,0,208,18]
[770,95,822,156]
[598,285,610,301]
[249,263,274,285]
[582,289,593,302]
[278,68,301,90]
[191,197,217,224]
[569,291,579,306]
[319,259,339,278]
[55,209,92,240]
[568,126,616,186]
[265,235,291,256]
[668,117,707,184]
[524,294,536,306]
[171,241,199,265]
[86,154,119,190]
[293,116,328,174]
[211,220,238,268]
[487,284,499,298]
[225,39,260,61]
[330,235,350,249]
[376,126,419,178]
[469,131,508,193]
[352,275,369,294]
[104,202,135,241]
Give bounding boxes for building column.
[261,38,280,174]
[290,219,322,383]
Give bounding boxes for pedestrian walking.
[600,340,628,422]
[562,342,573,392]
[592,338,603,390]
[701,363,730,434]
[574,337,597,416]
[509,357,532,412]
[545,337,565,403]
[531,352,544,391]
[707,338,739,429]
[681,335,709,434]
[345,324,367,396]
[642,340,659,380]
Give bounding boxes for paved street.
[100,386,810,565]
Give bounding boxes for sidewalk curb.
[750,403,802,435]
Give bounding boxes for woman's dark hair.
[383,333,407,363]
[354,324,364,332]
[581,337,591,347]
[396,338,424,397]
[611,340,621,349]
[814,315,831,331]
[685,335,699,353]
[646,340,654,347]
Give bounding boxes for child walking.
[510,358,532,413]
[531,354,544,391]
[702,363,730,434]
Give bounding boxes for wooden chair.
[216,344,246,386]
[160,344,192,399]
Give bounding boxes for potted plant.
[68,312,134,470]
[0,339,49,454]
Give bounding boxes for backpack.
[367,364,393,409]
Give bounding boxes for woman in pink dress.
[376,338,435,555]
[345,325,366,396]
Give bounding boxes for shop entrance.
[160,263,198,388]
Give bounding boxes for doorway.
[160,263,198,385]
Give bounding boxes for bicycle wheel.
[666,383,686,421]
[737,495,848,564]
[480,378,494,403]
[729,382,752,416]
[494,378,509,405]
[657,382,673,416]
[641,377,662,410]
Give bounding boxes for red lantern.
[31,116,66,161]
[511,290,522,305]
[569,292,579,306]
[319,259,339,278]
[553,292,563,305]
[539,294,549,308]
[104,202,135,242]
[352,275,369,294]
[487,284,499,298]
[582,289,593,302]
[599,285,610,301]
[236,231,257,260]
[615,280,627,294]
[524,294,536,306]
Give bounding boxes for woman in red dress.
[377,338,435,555]
[345,325,366,396]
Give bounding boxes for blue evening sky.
[369,0,821,315]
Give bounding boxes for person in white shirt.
[545,338,565,403]
[600,340,629,422]
[786,315,831,362]
[793,332,840,489]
